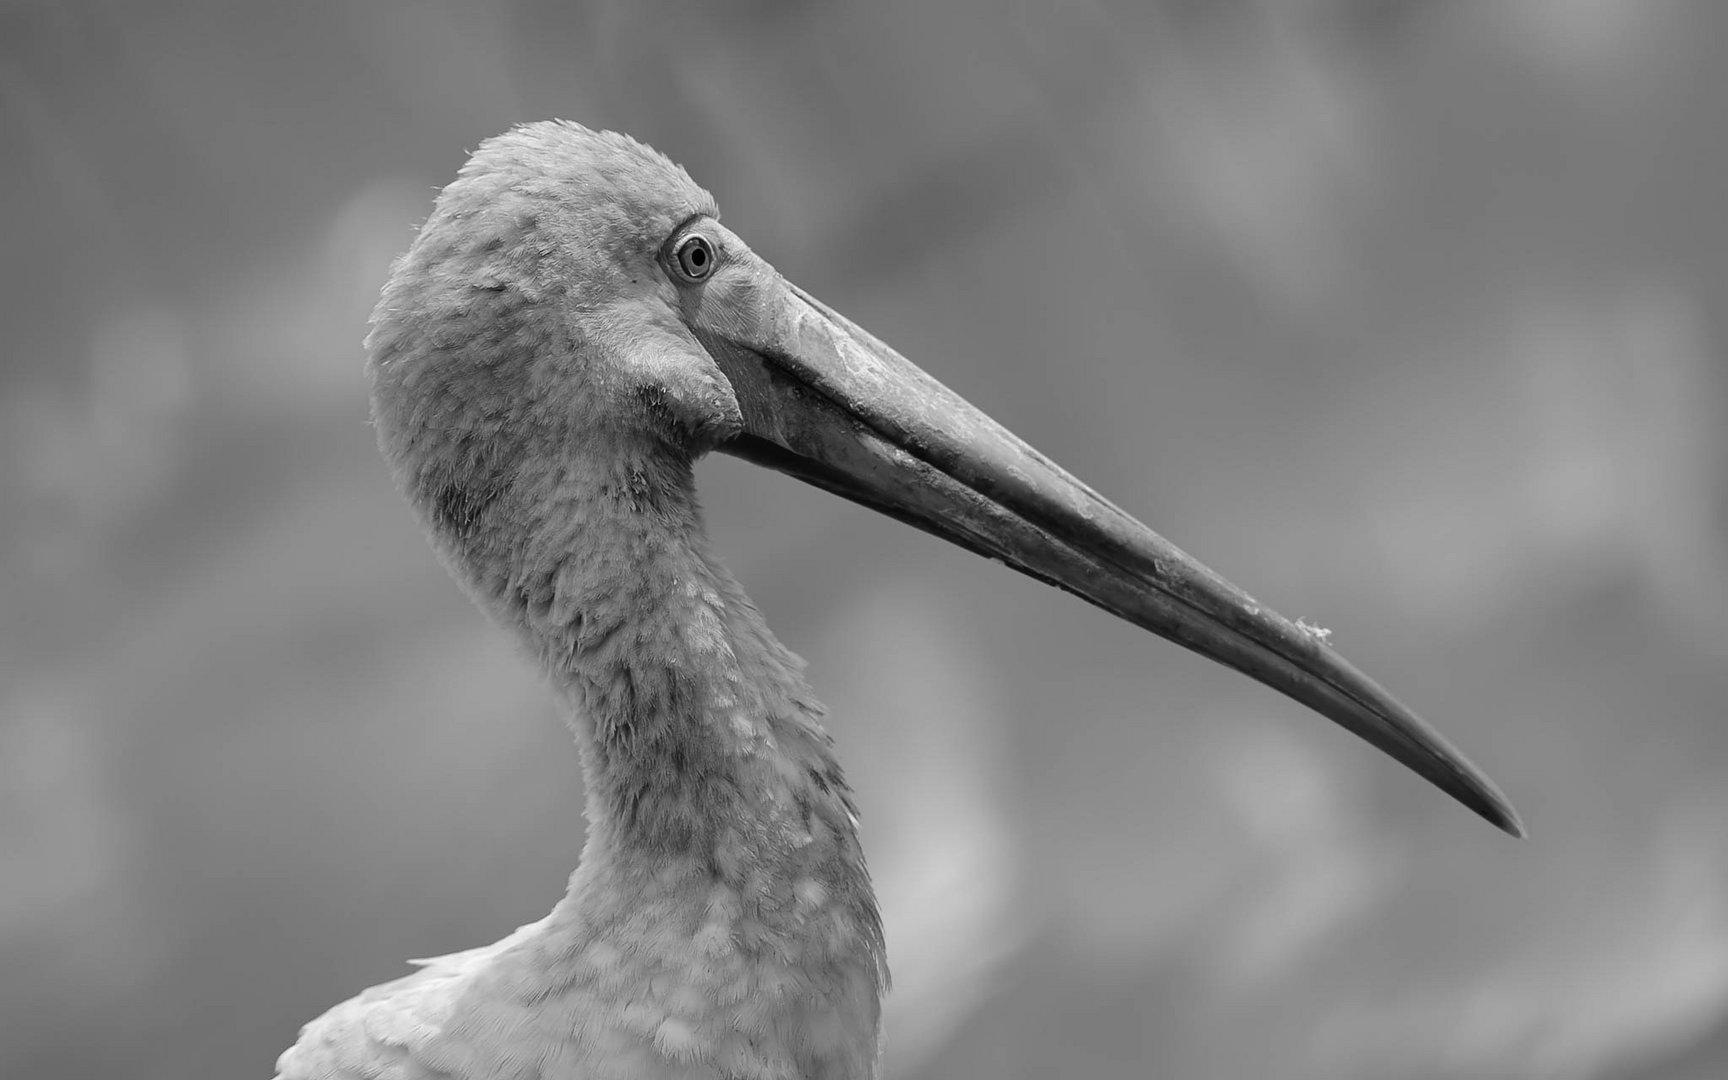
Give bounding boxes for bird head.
[366,120,1521,837]
[368,124,743,471]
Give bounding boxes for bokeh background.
[5,2,1728,1077]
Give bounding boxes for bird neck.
[404,440,885,1077]
[447,441,880,942]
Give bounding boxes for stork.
[277,122,1520,1080]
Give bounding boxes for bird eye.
[673,235,715,283]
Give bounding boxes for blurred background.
[4,1,1728,1077]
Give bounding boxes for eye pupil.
[676,236,714,281]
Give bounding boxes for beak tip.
[1459,775,1525,838]
[1487,798,1528,840]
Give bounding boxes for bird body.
[278,121,1516,1079]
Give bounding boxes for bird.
[276,121,1521,1080]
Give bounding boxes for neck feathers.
[397,426,886,989]
[438,445,852,851]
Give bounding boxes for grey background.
[5,2,1728,1077]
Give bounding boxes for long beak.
[695,261,1523,837]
